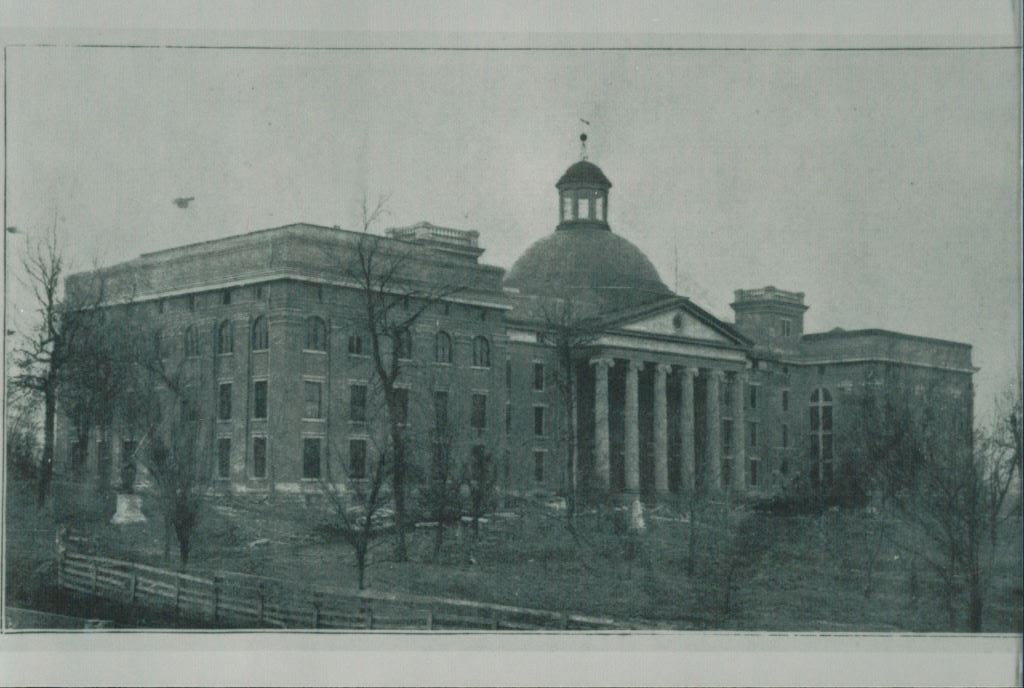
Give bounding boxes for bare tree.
[330,195,468,562]
[10,222,106,507]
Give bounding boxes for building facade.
[59,152,975,501]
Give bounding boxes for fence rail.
[57,552,621,631]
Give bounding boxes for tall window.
[749,457,760,486]
[218,383,232,420]
[749,385,758,410]
[471,393,487,430]
[253,380,268,419]
[216,320,234,354]
[505,403,512,434]
[184,325,199,357]
[595,196,604,221]
[222,290,232,306]
[472,337,491,368]
[748,421,759,448]
[252,437,268,478]
[722,419,734,455]
[433,391,449,431]
[562,195,572,221]
[347,334,363,355]
[305,317,327,351]
[576,194,589,219]
[302,438,322,479]
[304,381,323,419]
[533,406,545,437]
[809,388,834,488]
[350,384,367,422]
[251,316,269,351]
[782,423,789,448]
[395,329,413,360]
[533,362,544,391]
[217,438,231,479]
[349,439,367,479]
[435,331,453,364]
[534,450,545,483]
[782,389,790,412]
[781,318,792,337]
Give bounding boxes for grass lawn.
[6,478,1022,632]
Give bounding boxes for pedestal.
[111,492,147,525]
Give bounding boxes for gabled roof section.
[596,296,752,348]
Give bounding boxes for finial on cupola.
[579,132,588,160]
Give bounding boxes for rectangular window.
[217,438,231,479]
[471,394,487,430]
[576,196,588,219]
[302,438,322,479]
[349,439,367,479]
[222,290,232,305]
[505,403,512,434]
[782,424,789,448]
[434,390,449,431]
[749,421,759,448]
[782,389,789,412]
[749,385,758,410]
[218,383,232,420]
[533,451,545,483]
[749,458,760,486]
[253,380,268,419]
[533,406,545,437]
[533,362,544,391]
[393,388,409,426]
[595,196,604,220]
[781,318,791,337]
[722,419,733,454]
[304,380,323,419]
[252,437,267,478]
[350,384,367,422]
[562,195,572,220]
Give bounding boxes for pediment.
[619,308,732,343]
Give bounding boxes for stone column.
[680,367,697,493]
[591,357,613,491]
[653,363,671,494]
[705,369,723,492]
[624,359,641,493]
[732,371,746,491]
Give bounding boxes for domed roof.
[504,227,671,314]
[557,160,612,188]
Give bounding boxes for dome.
[557,160,612,188]
[504,227,672,313]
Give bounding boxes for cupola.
[556,134,611,230]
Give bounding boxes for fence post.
[211,576,221,623]
[258,582,266,626]
[128,566,137,607]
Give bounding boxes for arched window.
[809,388,834,489]
[216,320,234,354]
[435,331,452,364]
[251,316,269,351]
[305,317,327,352]
[472,336,491,368]
[183,325,199,358]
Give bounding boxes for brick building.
[59,151,975,501]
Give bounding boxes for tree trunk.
[36,379,58,508]
[391,427,408,563]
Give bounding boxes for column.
[624,359,641,493]
[680,367,697,493]
[653,363,671,494]
[591,357,613,491]
[732,371,746,491]
[705,369,723,492]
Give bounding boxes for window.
[255,284,265,300]
[722,419,734,455]
[218,383,232,420]
[305,317,327,352]
[505,359,512,389]
[471,394,487,430]
[433,391,449,431]
[576,195,589,219]
[749,457,760,486]
[749,385,758,410]
[435,331,452,364]
[809,388,835,489]
[304,381,323,419]
[782,423,789,448]
[252,437,267,478]
[534,451,545,483]
[472,336,491,367]
[782,389,790,412]
[302,438,322,479]
[818,365,826,376]
[222,290,232,306]
[216,320,234,354]
[505,403,512,434]
[348,334,363,355]
[395,329,413,360]
[393,388,409,425]
[316,285,324,303]
[780,318,792,337]
[251,316,269,351]
[595,196,604,221]
[349,439,367,479]
[184,325,200,357]
[533,406,545,437]
[562,195,572,221]
[350,385,367,422]
[723,380,735,409]
[749,421,758,448]
[253,380,268,419]
[533,362,544,391]
[217,438,231,479]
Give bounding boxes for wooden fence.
[57,552,622,631]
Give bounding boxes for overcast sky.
[5,37,1020,421]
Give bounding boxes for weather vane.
[579,132,588,160]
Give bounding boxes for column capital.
[680,366,699,379]
[707,369,726,380]
[654,362,673,376]
[626,359,643,373]
[589,356,615,370]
